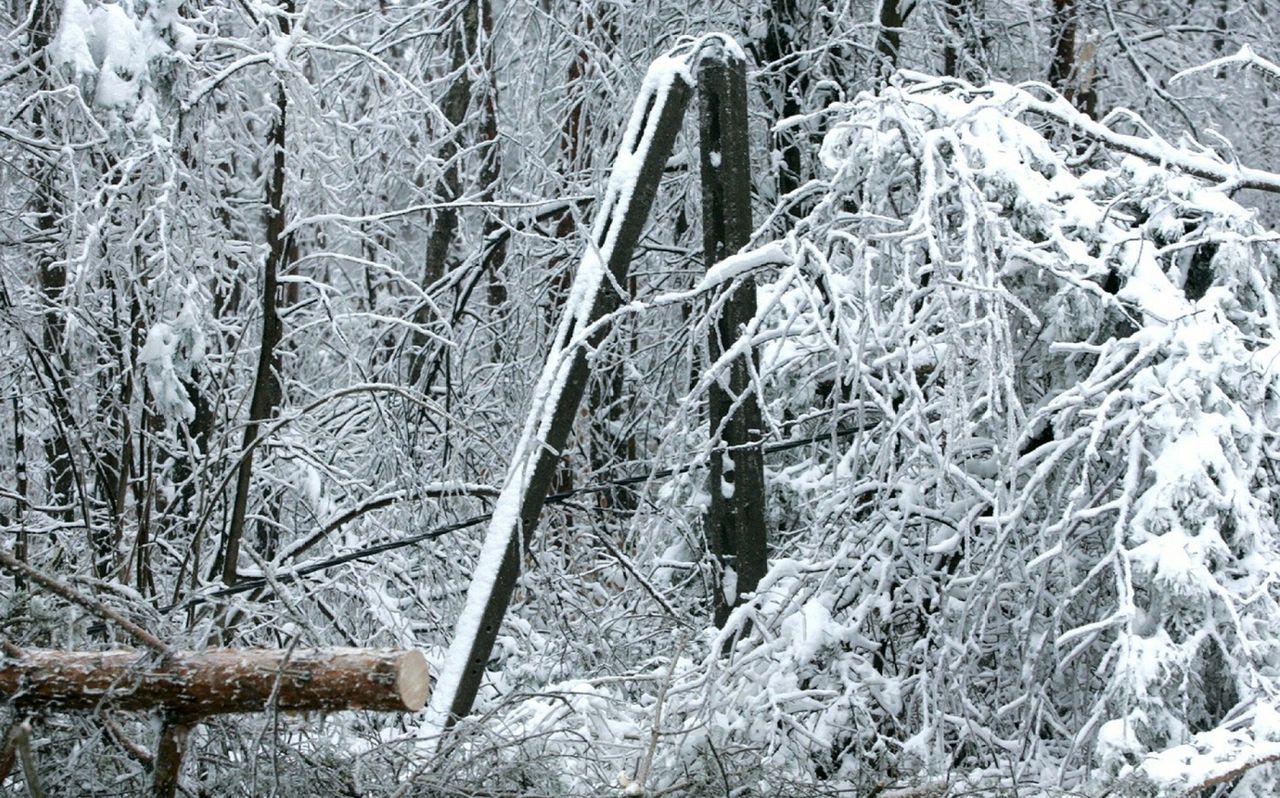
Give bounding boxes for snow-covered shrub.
[607,78,1280,795]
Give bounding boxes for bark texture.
[151,719,191,798]
[0,648,430,715]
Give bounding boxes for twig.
[1172,44,1280,85]
[880,781,950,798]
[0,549,168,654]
[705,733,732,797]
[167,424,866,611]
[898,71,1280,194]
[249,635,299,792]
[1181,750,1280,795]
[634,635,688,791]
[101,715,153,767]
[590,528,688,626]
[1017,92,1280,192]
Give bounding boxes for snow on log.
[0,648,429,715]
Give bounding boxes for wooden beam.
[0,649,429,715]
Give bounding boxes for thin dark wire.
[164,424,863,612]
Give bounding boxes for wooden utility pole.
[431,35,771,727]
[697,41,768,627]
[430,56,694,729]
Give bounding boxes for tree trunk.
[11,396,27,591]
[0,649,430,714]
[219,9,293,587]
[876,0,904,81]
[759,0,806,203]
[409,0,479,388]
[151,718,191,798]
[943,0,965,77]
[28,0,86,560]
[478,0,507,315]
[1048,0,1078,96]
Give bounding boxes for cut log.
[0,648,429,715]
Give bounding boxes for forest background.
[4,0,1280,795]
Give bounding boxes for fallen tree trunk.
[0,648,429,715]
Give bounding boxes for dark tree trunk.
[478,0,507,316]
[151,718,191,798]
[876,0,904,81]
[28,0,83,544]
[944,0,965,77]
[409,0,479,388]
[1048,0,1078,97]
[11,396,27,591]
[219,5,292,587]
[759,0,806,204]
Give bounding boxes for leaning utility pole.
[427,36,769,729]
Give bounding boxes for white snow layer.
[50,0,196,111]
[406,54,1280,798]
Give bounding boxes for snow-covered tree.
[419,72,1280,796]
